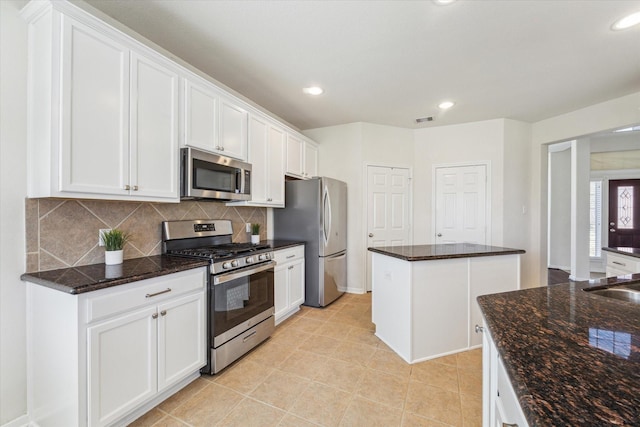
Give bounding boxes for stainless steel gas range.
[162,219,275,374]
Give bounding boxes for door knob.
[437,233,442,237]
[368,233,374,237]
[610,222,615,226]
[610,229,616,232]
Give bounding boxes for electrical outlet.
[246,223,251,233]
[98,229,111,246]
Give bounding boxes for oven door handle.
[213,261,276,286]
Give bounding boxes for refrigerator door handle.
[323,185,332,246]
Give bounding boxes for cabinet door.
[130,52,179,200]
[248,115,269,204]
[469,256,519,346]
[60,16,129,195]
[286,134,304,178]
[268,125,286,205]
[219,98,248,160]
[157,292,206,391]
[87,306,157,427]
[304,141,318,178]
[184,77,219,152]
[287,258,305,308]
[274,265,289,324]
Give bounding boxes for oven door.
[211,261,274,347]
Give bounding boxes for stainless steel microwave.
[180,147,251,201]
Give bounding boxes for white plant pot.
[105,249,124,265]
[105,263,123,278]
[251,235,260,244]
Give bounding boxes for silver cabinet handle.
[286,254,295,259]
[503,423,518,427]
[145,288,171,298]
[160,310,167,316]
[152,313,158,319]
[475,324,484,333]
[288,265,294,270]
[368,233,374,237]
[612,261,626,266]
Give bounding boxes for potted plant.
[250,223,260,244]
[101,228,130,265]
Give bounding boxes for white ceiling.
[82,0,640,131]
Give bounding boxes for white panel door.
[366,165,412,291]
[267,125,286,205]
[60,16,129,195]
[184,77,219,152]
[130,52,179,200]
[248,116,269,203]
[435,165,487,244]
[286,134,304,177]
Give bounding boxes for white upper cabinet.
[183,74,248,161]
[286,133,318,179]
[183,76,219,153]
[229,113,284,207]
[23,4,179,202]
[130,52,179,199]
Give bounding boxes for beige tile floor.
[130,293,482,427]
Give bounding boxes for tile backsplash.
[25,198,267,272]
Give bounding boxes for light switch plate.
[246,223,251,232]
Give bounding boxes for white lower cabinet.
[274,245,305,324]
[605,251,640,277]
[27,267,207,427]
[483,324,529,427]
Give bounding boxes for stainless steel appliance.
[273,177,347,307]
[162,219,274,374]
[180,147,251,201]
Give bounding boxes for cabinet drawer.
[274,245,304,264]
[606,252,640,273]
[86,268,206,323]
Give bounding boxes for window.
[589,180,602,258]
[617,186,634,229]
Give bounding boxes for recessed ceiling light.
[433,0,456,4]
[611,11,640,30]
[303,86,324,96]
[438,101,455,110]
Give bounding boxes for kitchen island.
[368,243,524,363]
[478,274,640,426]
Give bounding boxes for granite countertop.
[367,243,525,261]
[21,255,210,295]
[478,275,640,426]
[602,246,640,259]
[265,239,305,250]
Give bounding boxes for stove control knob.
[231,260,239,267]
[245,256,254,264]
[258,253,270,261]
[222,262,232,269]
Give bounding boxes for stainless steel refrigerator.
[273,177,347,307]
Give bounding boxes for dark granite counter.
[478,275,640,426]
[368,243,524,261]
[603,246,640,259]
[265,239,305,250]
[21,255,210,295]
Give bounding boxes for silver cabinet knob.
[475,324,484,333]
[133,185,138,191]
[152,313,158,319]
[220,146,225,151]
[437,233,442,237]
[124,184,131,190]
[368,233,374,237]
[160,310,167,316]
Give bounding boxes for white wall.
[0,0,28,424]
[548,146,571,269]
[413,119,506,245]
[529,92,640,287]
[304,122,414,294]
